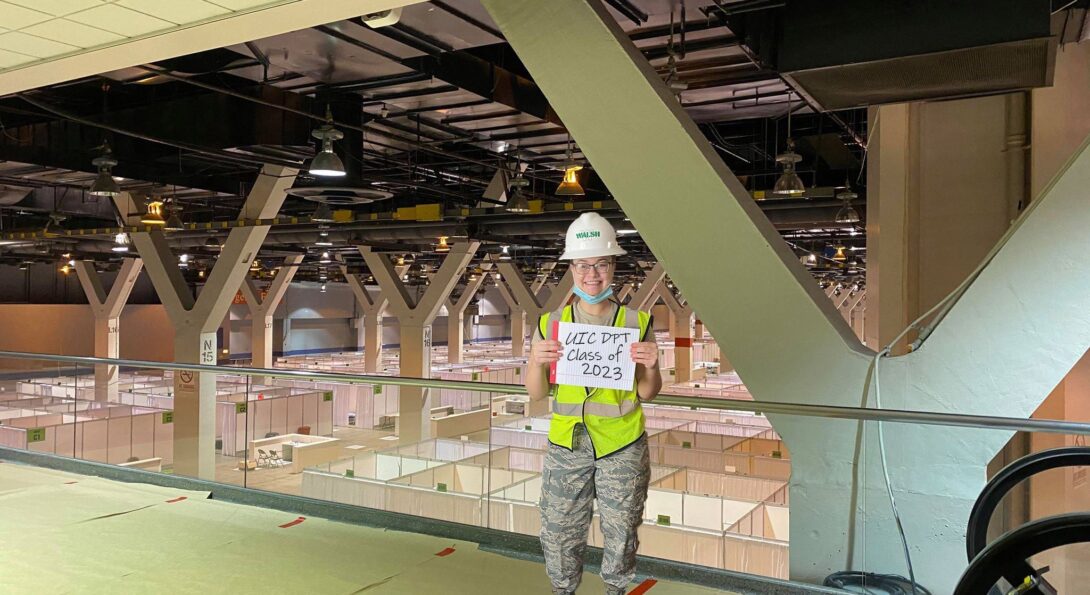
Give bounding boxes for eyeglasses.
[572,261,613,275]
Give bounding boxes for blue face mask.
[573,285,613,305]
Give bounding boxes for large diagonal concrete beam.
[128,166,296,479]
[74,258,143,402]
[240,254,304,373]
[484,1,1090,589]
[360,242,479,443]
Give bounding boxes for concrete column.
[342,263,408,373]
[360,242,479,443]
[240,255,303,371]
[628,262,666,312]
[126,166,296,478]
[656,282,694,383]
[495,277,528,357]
[444,265,491,364]
[74,258,143,402]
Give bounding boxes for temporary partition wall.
[0,406,172,465]
[217,390,332,456]
[652,468,788,504]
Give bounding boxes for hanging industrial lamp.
[773,95,806,197]
[311,202,335,223]
[204,235,221,250]
[835,185,861,224]
[309,105,346,177]
[435,236,450,253]
[773,138,806,196]
[500,245,512,261]
[556,136,585,196]
[140,198,166,226]
[89,142,121,197]
[319,251,332,264]
[163,204,184,232]
[833,245,848,262]
[506,176,531,213]
[112,232,130,253]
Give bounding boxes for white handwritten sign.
[552,322,639,391]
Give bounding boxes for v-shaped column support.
[74,258,143,402]
[655,282,694,382]
[444,264,493,364]
[125,165,297,479]
[494,276,528,357]
[495,262,574,339]
[629,263,666,312]
[360,241,479,442]
[341,260,409,373]
[240,255,303,373]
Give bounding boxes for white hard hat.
[560,212,627,260]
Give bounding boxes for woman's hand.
[629,341,659,368]
[530,339,563,366]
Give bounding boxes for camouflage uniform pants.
[540,424,651,594]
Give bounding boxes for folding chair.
[268,450,287,467]
[257,449,271,468]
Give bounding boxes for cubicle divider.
[217,390,331,457]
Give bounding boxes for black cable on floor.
[823,571,932,595]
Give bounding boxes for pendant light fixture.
[835,179,861,224]
[89,142,121,197]
[163,202,184,232]
[773,95,806,197]
[311,202,335,223]
[309,105,346,177]
[112,232,130,252]
[319,251,332,264]
[556,135,585,196]
[500,245,512,261]
[140,197,166,226]
[506,153,532,214]
[833,245,848,262]
[435,236,450,253]
[315,230,333,247]
[204,235,221,250]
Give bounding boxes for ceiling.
[0,0,1068,293]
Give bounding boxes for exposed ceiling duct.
[727,0,1055,111]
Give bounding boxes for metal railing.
[1,349,1089,437]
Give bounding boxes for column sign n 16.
[552,322,639,391]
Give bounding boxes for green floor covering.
[0,462,734,595]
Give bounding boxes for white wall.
[0,304,173,367]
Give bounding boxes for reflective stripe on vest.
[552,399,638,417]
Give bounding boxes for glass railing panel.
[4,350,1090,593]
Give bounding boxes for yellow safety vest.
[539,304,651,458]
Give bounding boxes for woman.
[526,212,663,595]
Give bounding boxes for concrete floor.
[0,461,735,595]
